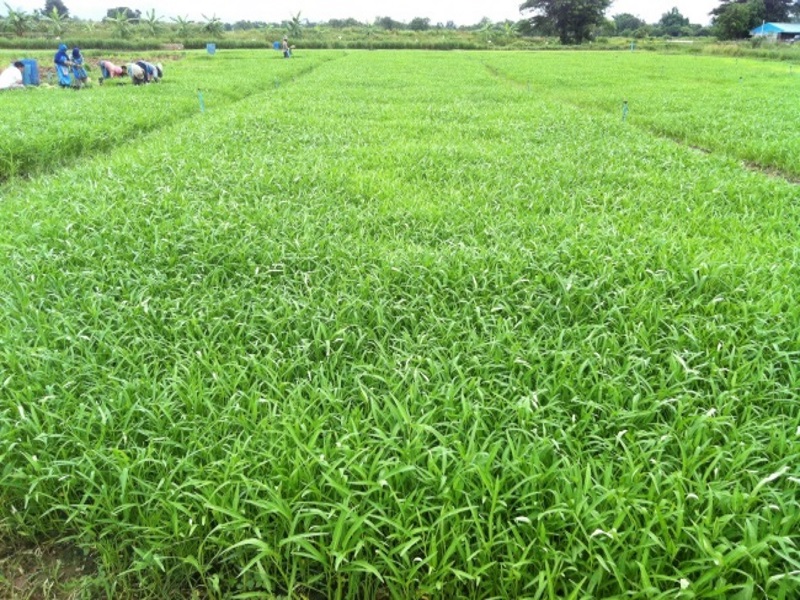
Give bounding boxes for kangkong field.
[1,50,799,599]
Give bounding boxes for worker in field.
[0,61,25,90]
[98,59,126,83]
[71,47,89,87]
[146,61,163,82]
[128,62,146,85]
[54,43,72,87]
[282,36,292,58]
[131,61,162,84]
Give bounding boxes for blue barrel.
[206,43,216,55]
[21,58,39,86]
[273,41,281,51]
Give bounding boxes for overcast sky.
[6,0,720,26]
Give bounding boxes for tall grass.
[1,51,799,599]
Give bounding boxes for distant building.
[750,23,800,42]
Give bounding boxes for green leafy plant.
[0,49,799,600]
[41,6,69,38]
[202,13,224,38]
[141,8,162,37]
[3,2,33,36]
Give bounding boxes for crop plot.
[0,50,340,181]
[481,51,800,180]
[1,50,799,599]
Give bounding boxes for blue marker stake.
[622,100,629,122]
[197,89,205,113]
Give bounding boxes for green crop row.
[0,50,342,182]
[480,51,800,179]
[1,51,799,599]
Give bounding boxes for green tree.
[142,8,161,37]
[171,14,192,37]
[409,16,430,31]
[105,6,139,21]
[612,13,646,35]
[761,0,795,20]
[502,20,520,39]
[42,5,69,37]
[108,8,132,38]
[3,3,34,36]
[477,17,496,41]
[202,13,224,37]
[595,17,616,36]
[711,0,796,26]
[520,0,613,44]
[659,7,690,36]
[375,16,403,30]
[711,0,763,39]
[44,0,68,17]
[287,11,302,38]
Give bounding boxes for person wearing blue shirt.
[54,44,72,88]
[71,47,88,87]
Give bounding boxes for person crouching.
[128,62,146,85]
[99,59,126,83]
[0,61,26,90]
[129,61,164,85]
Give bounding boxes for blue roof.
[751,23,800,35]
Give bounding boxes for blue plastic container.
[273,41,281,50]
[21,58,39,86]
[206,43,216,55]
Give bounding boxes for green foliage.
[711,0,764,40]
[105,6,140,21]
[761,0,797,20]
[201,13,224,38]
[520,0,613,44]
[287,11,302,39]
[43,0,68,18]
[3,2,34,36]
[408,16,431,31]
[107,9,132,39]
[1,50,800,599]
[659,7,690,36]
[170,14,192,38]
[142,9,162,37]
[613,12,646,35]
[375,15,404,30]
[40,5,68,38]
[710,0,800,39]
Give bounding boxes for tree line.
[2,0,800,43]
[521,0,800,44]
